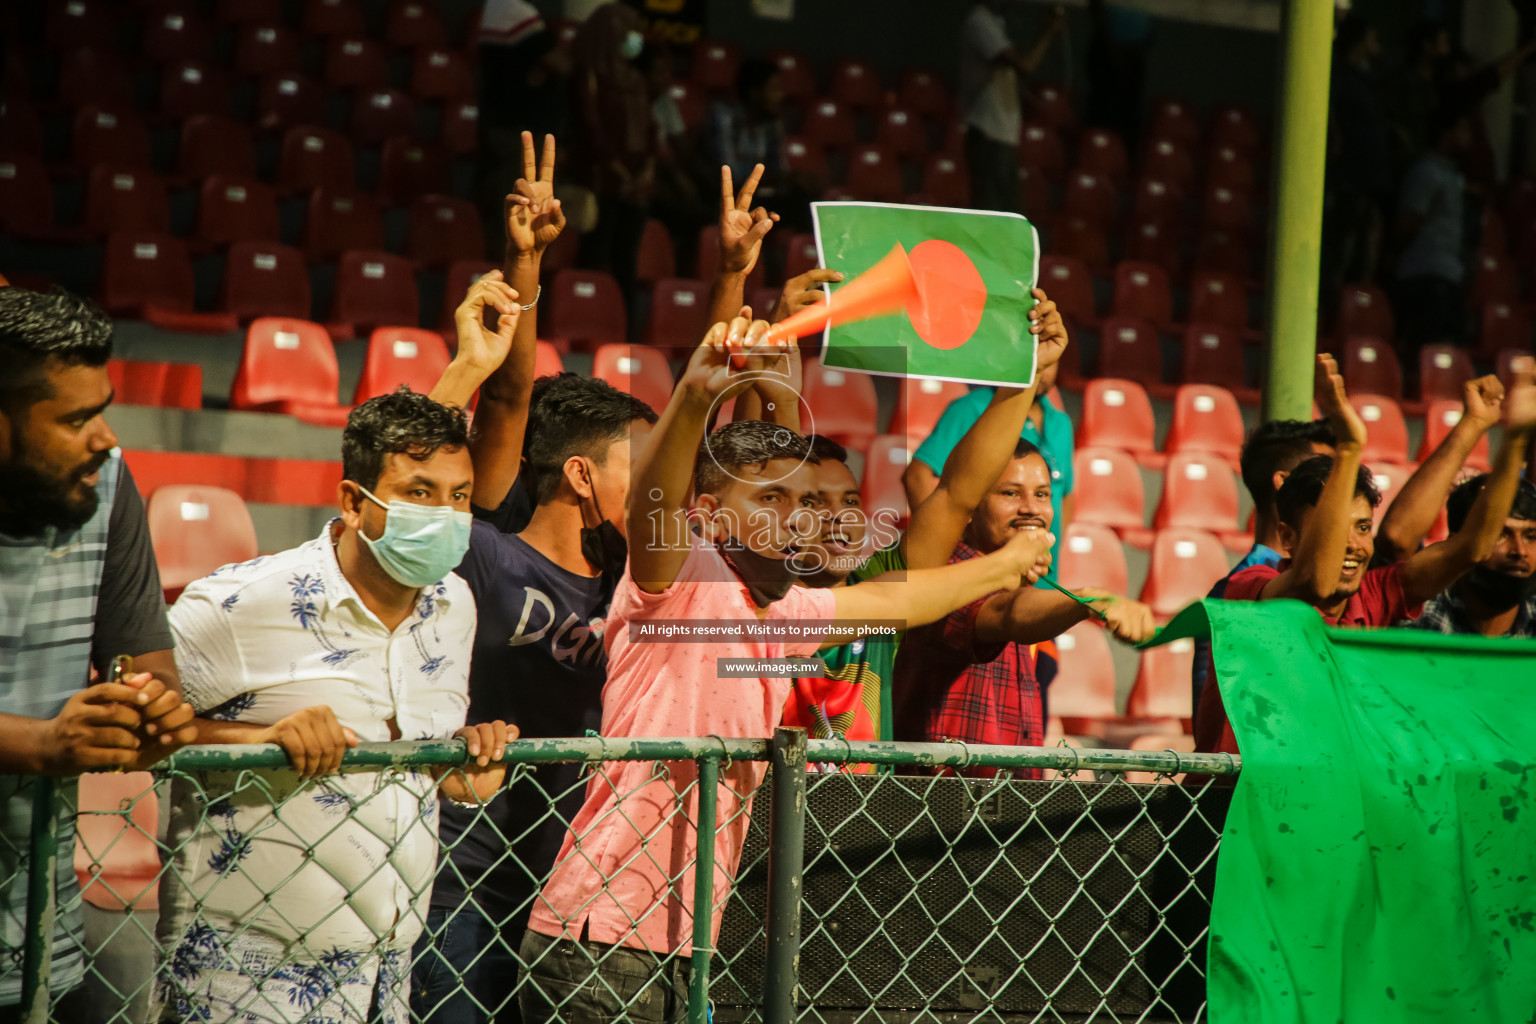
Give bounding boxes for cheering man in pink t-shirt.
[518,317,1056,1023]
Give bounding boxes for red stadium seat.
[302,0,367,38]
[890,377,969,443]
[177,116,257,182]
[1206,144,1255,192]
[1192,229,1255,281]
[802,358,879,451]
[1095,315,1163,390]
[435,259,498,336]
[1337,283,1394,341]
[1199,184,1254,235]
[0,156,55,241]
[147,486,258,596]
[142,8,214,64]
[220,240,311,322]
[195,174,280,248]
[1038,255,1098,329]
[1080,378,1161,468]
[230,316,348,424]
[100,232,193,317]
[442,99,479,156]
[47,0,120,51]
[406,195,484,268]
[643,278,711,349]
[350,89,418,146]
[592,343,673,414]
[1187,271,1252,334]
[921,154,969,208]
[1142,137,1194,189]
[844,145,904,204]
[1164,385,1243,468]
[862,435,911,531]
[1341,336,1402,400]
[534,341,564,378]
[666,81,707,136]
[218,0,284,26]
[544,269,626,350]
[1417,400,1490,472]
[691,39,740,94]
[410,48,474,101]
[328,250,420,340]
[1476,301,1532,360]
[1076,128,1128,185]
[386,0,448,50]
[278,125,357,194]
[1149,98,1200,146]
[234,23,302,78]
[783,231,820,282]
[1110,261,1174,332]
[829,58,883,109]
[1178,327,1255,402]
[875,106,927,160]
[1211,104,1262,153]
[1130,176,1185,226]
[803,98,857,152]
[783,136,827,192]
[1366,462,1411,531]
[83,165,170,237]
[1019,122,1065,180]
[108,360,203,410]
[1469,251,1519,310]
[0,100,45,160]
[1072,446,1152,547]
[1153,452,1249,549]
[1123,220,1180,280]
[1127,641,1195,726]
[1497,348,1535,395]
[1058,521,1129,597]
[1417,345,1475,406]
[303,187,384,261]
[636,219,676,284]
[58,49,135,112]
[354,327,451,403]
[1050,622,1117,736]
[378,138,449,206]
[158,60,232,120]
[1140,528,1230,619]
[898,68,951,117]
[1051,216,1110,277]
[1350,393,1410,465]
[767,49,816,103]
[1026,82,1075,132]
[255,73,326,131]
[72,106,152,171]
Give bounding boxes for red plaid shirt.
[892,540,1043,779]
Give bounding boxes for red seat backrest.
[1058,521,1129,596]
[231,317,341,410]
[196,174,280,247]
[1140,528,1230,618]
[354,327,451,404]
[331,250,420,333]
[1079,378,1157,457]
[802,358,879,452]
[1164,384,1244,465]
[1153,452,1240,533]
[147,484,259,591]
[591,343,674,415]
[221,240,312,321]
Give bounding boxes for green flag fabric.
[1155,599,1536,1023]
[811,202,1039,388]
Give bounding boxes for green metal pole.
[763,728,808,1024]
[688,755,720,1024]
[21,777,59,1024]
[1262,0,1336,422]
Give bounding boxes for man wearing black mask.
[1410,476,1536,638]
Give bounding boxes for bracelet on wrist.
[521,285,541,311]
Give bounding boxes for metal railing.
[9,734,1240,1024]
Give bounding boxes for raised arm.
[1400,361,1536,604]
[904,289,1067,569]
[1260,355,1369,604]
[431,132,564,511]
[825,527,1053,647]
[972,584,1155,646]
[630,318,794,592]
[705,164,777,328]
[1376,375,1502,563]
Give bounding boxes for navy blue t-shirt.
[430,512,612,925]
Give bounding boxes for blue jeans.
[411,905,522,1024]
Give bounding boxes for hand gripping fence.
[8,733,1239,1024]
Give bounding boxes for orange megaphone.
[765,242,920,342]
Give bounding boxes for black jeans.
[965,131,1020,214]
[411,905,522,1024]
[517,930,691,1024]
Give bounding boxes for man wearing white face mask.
[153,388,516,1024]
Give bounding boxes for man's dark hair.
[807,434,848,465]
[0,288,113,417]
[1240,419,1336,512]
[342,386,471,491]
[523,373,657,504]
[736,57,778,102]
[1013,438,1043,460]
[1275,454,1382,528]
[1446,474,1536,534]
[695,420,818,495]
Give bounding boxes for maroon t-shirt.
[1193,561,1423,757]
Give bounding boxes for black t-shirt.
[431,512,613,924]
[96,463,174,669]
[469,476,535,535]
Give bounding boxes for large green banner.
[1156,600,1536,1023]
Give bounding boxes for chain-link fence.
[6,735,1239,1024]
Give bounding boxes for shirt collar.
[314,519,454,622]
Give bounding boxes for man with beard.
[0,287,197,1016]
[1196,354,1536,757]
[1409,476,1536,637]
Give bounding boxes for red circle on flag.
[905,239,987,350]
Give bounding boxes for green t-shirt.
[813,540,908,742]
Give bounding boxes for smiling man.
[1410,475,1536,637]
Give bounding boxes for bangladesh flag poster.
[811,202,1040,388]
